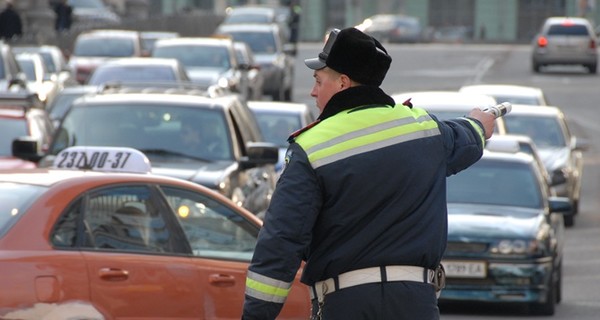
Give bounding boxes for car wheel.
[532,63,541,73]
[564,211,575,227]
[529,267,556,316]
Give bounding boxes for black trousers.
[310,281,439,320]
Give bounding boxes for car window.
[252,111,301,147]
[54,104,233,161]
[447,161,542,209]
[0,55,5,78]
[74,37,135,57]
[224,31,277,54]
[504,116,566,148]
[547,24,589,36]
[153,45,231,69]
[88,65,177,85]
[38,51,57,73]
[53,185,179,253]
[161,186,258,261]
[17,58,38,81]
[0,183,45,238]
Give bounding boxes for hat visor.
[304,57,326,70]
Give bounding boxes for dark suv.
[532,16,598,73]
[14,83,278,216]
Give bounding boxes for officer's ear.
[339,74,355,89]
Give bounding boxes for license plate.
[442,260,487,278]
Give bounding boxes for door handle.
[98,268,129,281]
[208,273,236,287]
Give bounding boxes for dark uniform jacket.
[243,85,486,319]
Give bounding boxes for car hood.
[150,158,237,190]
[186,67,225,86]
[538,147,570,171]
[447,203,543,238]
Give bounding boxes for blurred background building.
[2,0,599,48]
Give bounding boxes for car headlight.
[491,239,546,256]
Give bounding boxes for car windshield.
[54,104,233,161]
[38,52,57,73]
[492,95,539,106]
[88,65,177,85]
[226,13,272,24]
[16,59,38,81]
[504,115,566,148]
[0,117,28,156]
[74,37,135,57]
[48,92,87,121]
[0,183,46,238]
[447,160,543,209]
[252,111,301,147]
[548,24,589,36]
[223,31,276,54]
[153,45,231,69]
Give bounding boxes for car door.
[160,185,258,318]
[79,184,204,319]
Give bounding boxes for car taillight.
[537,36,548,47]
[589,39,596,49]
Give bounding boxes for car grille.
[446,242,488,253]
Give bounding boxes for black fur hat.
[305,27,392,86]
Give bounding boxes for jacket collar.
[317,85,396,121]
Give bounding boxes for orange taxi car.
[0,146,310,319]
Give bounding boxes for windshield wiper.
[139,148,212,162]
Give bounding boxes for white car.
[15,52,60,106]
[391,90,506,134]
[503,105,589,225]
[459,84,549,106]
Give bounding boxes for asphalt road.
[291,42,600,319]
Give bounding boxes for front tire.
[529,267,556,315]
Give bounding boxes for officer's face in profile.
[310,67,344,113]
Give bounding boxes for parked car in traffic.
[531,16,598,73]
[459,84,549,106]
[442,149,571,315]
[215,23,296,101]
[66,0,121,28]
[86,57,191,86]
[14,52,61,106]
[247,101,315,173]
[0,41,27,92]
[2,146,311,319]
[391,90,507,134]
[151,37,250,99]
[18,83,279,217]
[12,45,78,89]
[222,5,293,43]
[233,41,264,100]
[503,105,588,226]
[0,92,53,169]
[68,29,145,84]
[355,14,425,43]
[140,31,180,53]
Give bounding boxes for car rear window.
[548,24,589,36]
[0,183,46,238]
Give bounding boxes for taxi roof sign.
[52,146,151,174]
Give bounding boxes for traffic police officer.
[242,27,496,319]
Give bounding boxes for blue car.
[441,149,572,315]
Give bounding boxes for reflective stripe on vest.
[245,270,292,304]
[463,117,486,148]
[296,105,441,169]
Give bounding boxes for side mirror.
[240,142,279,168]
[283,43,297,56]
[12,137,44,163]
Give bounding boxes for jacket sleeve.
[436,116,486,176]
[242,142,322,319]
